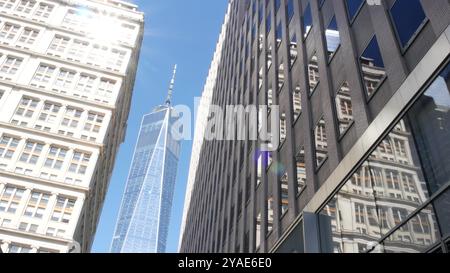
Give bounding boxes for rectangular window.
[68,151,90,175]
[308,53,320,95]
[289,33,298,67]
[302,3,312,38]
[280,113,287,145]
[390,0,426,48]
[0,0,18,10]
[0,23,20,42]
[53,69,75,89]
[97,78,116,98]
[51,196,75,224]
[83,112,103,134]
[14,96,39,118]
[0,186,25,213]
[44,146,67,170]
[15,0,36,14]
[19,140,43,164]
[24,191,50,218]
[31,64,55,86]
[61,107,82,128]
[277,63,285,93]
[360,36,386,97]
[314,118,328,168]
[38,102,60,124]
[76,74,96,93]
[0,56,22,75]
[8,244,32,253]
[325,16,340,60]
[293,84,302,121]
[275,21,282,48]
[295,147,306,195]
[67,39,89,61]
[345,0,364,22]
[33,2,53,20]
[17,28,39,47]
[280,173,289,215]
[286,0,294,22]
[0,135,20,159]
[48,35,70,55]
[335,81,354,135]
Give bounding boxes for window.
[289,33,298,67]
[76,74,96,93]
[308,53,320,95]
[286,0,294,23]
[293,85,302,121]
[68,151,90,175]
[14,97,39,118]
[97,78,116,98]
[354,203,365,224]
[302,3,312,38]
[38,102,60,124]
[83,112,103,134]
[345,0,365,22]
[51,196,75,224]
[360,36,386,97]
[266,13,271,34]
[87,44,107,67]
[267,193,274,233]
[0,186,25,213]
[257,153,262,185]
[24,191,50,218]
[61,107,82,128]
[0,0,17,9]
[18,222,38,233]
[33,2,53,20]
[267,85,273,112]
[54,69,75,89]
[335,81,353,135]
[266,43,273,71]
[15,0,36,14]
[325,16,340,60]
[295,147,306,195]
[67,39,88,61]
[0,23,20,42]
[390,0,426,48]
[280,113,287,145]
[48,35,70,55]
[17,28,39,46]
[46,227,65,237]
[0,135,20,159]
[275,21,282,48]
[8,244,32,253]
[0,56,22,75]
[62,9,91,30]
[44,146,67,170]
[280,173,289,215]
[277,63,285,93]
[19,140,43,164]
[314,118,328,167]
[107,49,126,70]
[256,213,261,249]
[32,64,55,86]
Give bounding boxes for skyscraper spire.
[165,64,177,106]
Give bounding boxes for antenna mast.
[165,64,177,106]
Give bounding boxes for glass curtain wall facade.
[111,106,181,253]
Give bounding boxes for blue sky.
[92,0,228,253]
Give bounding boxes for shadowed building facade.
[179,0,450,253]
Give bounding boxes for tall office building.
[0,0,144,253]
[179,0,450,253]
[111,66,181,253]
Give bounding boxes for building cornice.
[0,122,104,149]
[0,79,115,111]
[0,169,89,194]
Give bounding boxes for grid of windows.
[51,196,75,224]
[24,191,50,219]
[0,186,25,213]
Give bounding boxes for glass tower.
[111,67,181,253]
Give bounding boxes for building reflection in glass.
[308,53,320,95]
[325,16,340,60]
[360,37,386,97]
[335,81,354,135]
[320,63,450,253]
